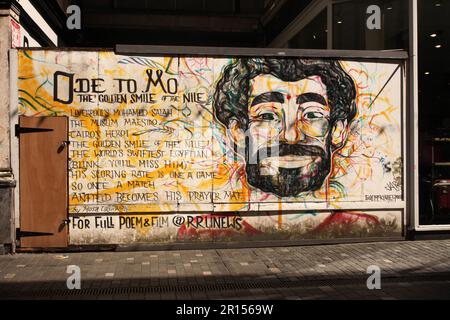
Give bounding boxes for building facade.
[0,0,448,252]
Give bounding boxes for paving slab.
[1,240,450,299]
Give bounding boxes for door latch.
[58,141,70,153]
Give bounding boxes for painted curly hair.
[213,58,357,129]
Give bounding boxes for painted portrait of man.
[213,58,357,198]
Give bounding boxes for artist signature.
[385,180,401,192]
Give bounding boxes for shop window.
[418,0,450,225]
[333,0,408,50]
[289,9,327,49]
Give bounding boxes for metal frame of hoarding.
[115,44,408,61]
[11,45,411,248]
[114,44,409,236]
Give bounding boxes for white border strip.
[9,49,19,229]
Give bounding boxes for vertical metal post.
[327,0,333,49]
[408,0,419,232]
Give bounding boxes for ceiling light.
[435,44,442,48]
[387,7,393,10]
[337,21,342,24]
[435,3,441,7]
[425,72,430,75]
[430,33,437,37]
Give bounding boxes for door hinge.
[16,228,54,240]
[15,124,54,137]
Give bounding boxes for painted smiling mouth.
[259,156,316,175]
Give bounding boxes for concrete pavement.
[1,239,450,299]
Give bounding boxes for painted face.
[243,74,334,197]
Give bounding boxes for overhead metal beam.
[115,44,408,60]
[268,0,329,48]
[260,0,288,26]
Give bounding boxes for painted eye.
[258,113,276,120]
[303,111,324,120]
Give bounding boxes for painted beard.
[245,144,331,198]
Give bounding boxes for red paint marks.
[286,94,291,100]
[313,211,379,233]
[347,68,369,90]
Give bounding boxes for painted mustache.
[247,144,326,165]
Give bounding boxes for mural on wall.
[214,59,357,198]
[17,50,404,244]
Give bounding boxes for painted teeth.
[259,156,314,175]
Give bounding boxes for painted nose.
[280,120,305,144]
